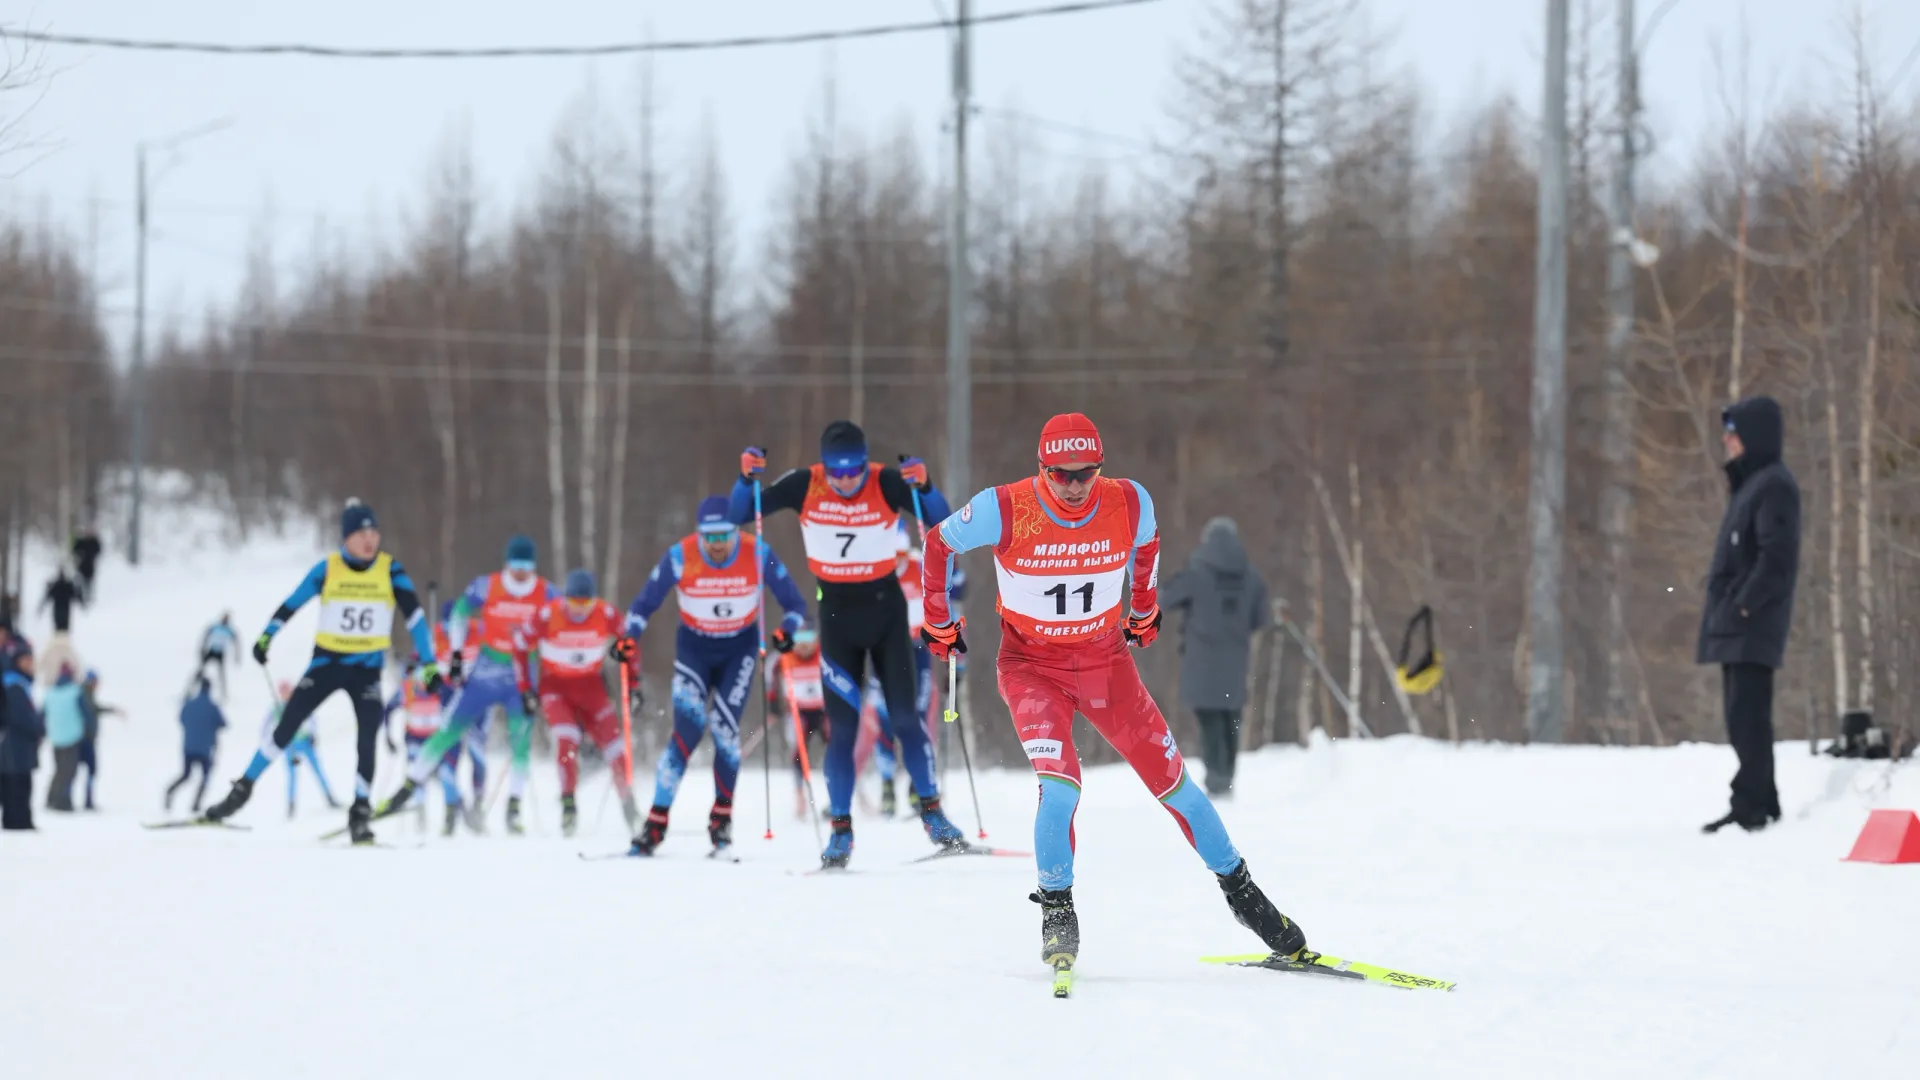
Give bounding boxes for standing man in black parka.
[1699,396,1801,834]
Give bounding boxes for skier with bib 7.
[919,414,1308,985]
[732,422,960,869]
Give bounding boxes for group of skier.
[192,414,1312,981]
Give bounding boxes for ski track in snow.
[5,490,1918,1079]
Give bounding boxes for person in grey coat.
[1163,517,1269,796]
[1,650,43,830]
[1697,396,1801,834]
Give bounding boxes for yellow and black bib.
[314,551,396,654]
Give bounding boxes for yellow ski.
[1050,958,1075,998]
[1201,952,1456,992]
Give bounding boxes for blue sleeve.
[935,488,1002,555]
[266,560,330,633]
[913,485,953,528]
[763,546,809,632]
[625,548,682,635]
[1128,480,1157,547]
[725,476,757,525]
[390,559,437,662]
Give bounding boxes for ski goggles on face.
[1044,464,1102,485]
[699,529,737,545]
[824,463,867,480]
[506,559,536,574]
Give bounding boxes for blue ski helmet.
[504,534,537,567]
[563,569,596,599]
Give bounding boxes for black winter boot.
[1217,860,1307,959]
[708,800,733,849]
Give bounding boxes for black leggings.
[818,580,935,815]
[276,663,384,799]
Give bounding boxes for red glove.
[741,446,767,479]
[897,455,930,490]
[1124,606,1162,649]
[920,618,967,662]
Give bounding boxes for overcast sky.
[5,0,1918,355]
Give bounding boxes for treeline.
[15,1,1920,763]
[0,217,114,606]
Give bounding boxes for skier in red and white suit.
[919,412,1309,970]
[529,568,637,837]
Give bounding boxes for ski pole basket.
[1395,605,1443,696]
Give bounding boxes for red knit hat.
[1038,413,1103,466]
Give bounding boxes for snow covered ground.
[5,493,1919,1079]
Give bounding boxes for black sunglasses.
[1044,464,1102,484]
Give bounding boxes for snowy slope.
[5,494,1919,1080]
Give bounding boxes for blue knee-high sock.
[1035,776,1081,890]
[1160,772,1242,875]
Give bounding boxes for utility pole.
[128,145,150,566]
[127,117,234,566]
[1599,0,1639,742]
[945,0,972,502]
[1527,0,1570,743]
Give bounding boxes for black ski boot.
[879,778,898,818]
[708,800,733,850]
[1217,859,1307,959]
[504,796,525,836]
[202,777,254,823]
[376,779,417,818]
[347,798,375,845]
[629,805,669,856]
[1030,887,1079,967]
[561,794,578,838]
[443,803,460,837]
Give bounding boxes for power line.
[8,0,1162,60]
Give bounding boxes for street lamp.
[128,116,235,566]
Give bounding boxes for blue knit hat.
[340,498,377,539]
[504,534,537,566]
[820,420,868,472]
[564,569,596,599]
[696,496,736,535]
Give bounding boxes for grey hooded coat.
[1163,518,1270,711]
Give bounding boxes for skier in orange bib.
[919,413,1309,975]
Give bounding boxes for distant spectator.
[76,669,118,811]
[40,565,86,633]
[1162,517,1269,797]
[70,526,103,599]
[1698,396,1802,835]
[43,664,87,812]
[1,651,42,830]
[166,677,227,814]
[0,618,30,675]
[198,613,239,703]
